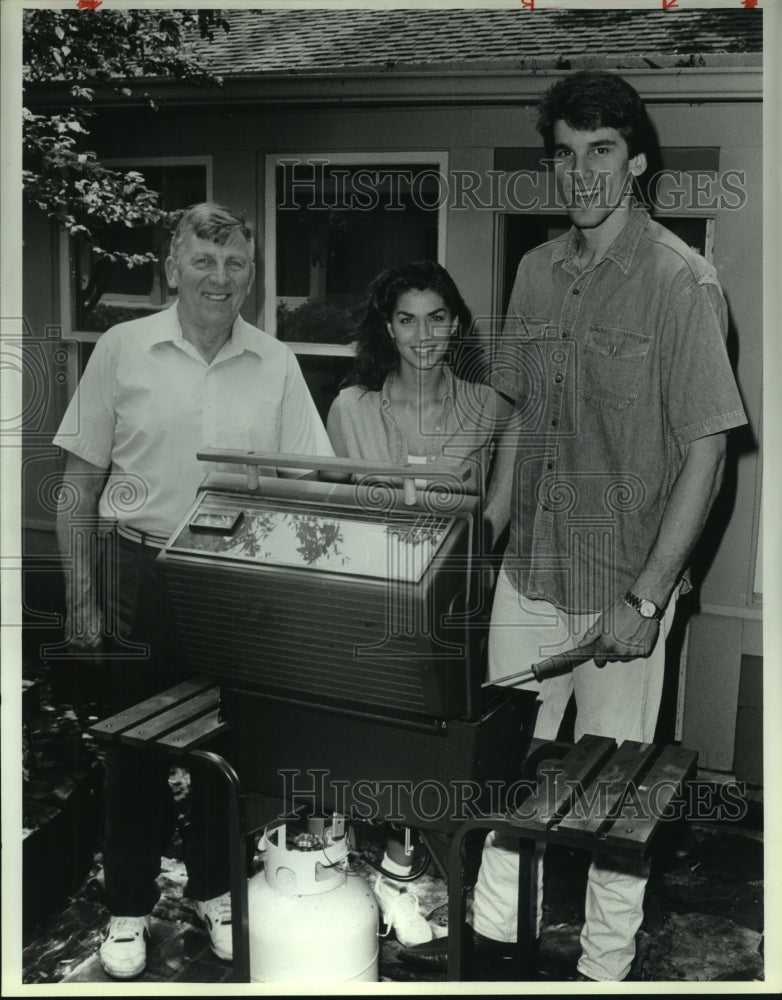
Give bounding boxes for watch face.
[639,599,657,618]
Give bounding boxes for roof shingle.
[194,7,762,76]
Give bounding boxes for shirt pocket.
[579,325,651,411]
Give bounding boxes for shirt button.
[572,287,580,295]
[551,419,558,427]
[560,332,567,339]
[553,373,563,383]
[546,462,554,470]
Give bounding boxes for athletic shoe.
[99,915,151,979]
[373,873,434,948]
[195,892,233,961]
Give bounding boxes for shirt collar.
[223,315,264,359]
[555,202,650,275]
[145,304,264,359]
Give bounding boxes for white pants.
[472,564,678,981]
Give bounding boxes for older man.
[54,203,333,978]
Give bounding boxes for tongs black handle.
[481,647,595,689]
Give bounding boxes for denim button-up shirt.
[492,205,747,613]
[329,369,503,496]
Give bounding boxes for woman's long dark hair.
[349,260,473,392]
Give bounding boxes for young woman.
[328,260,505,497]
[327,260,508,947]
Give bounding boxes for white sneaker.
[99,915,150,979]
[373,874,434,948]
[195,892,233,961]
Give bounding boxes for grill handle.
[196,449,473,506]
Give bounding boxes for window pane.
[655,216,709,258]
[275,161,440,345]
[500,214,570,315]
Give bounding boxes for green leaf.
[23,7,228,290]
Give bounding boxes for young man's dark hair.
[537,69,655,160]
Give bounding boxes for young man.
[400,71,747,981]
[54,203,333,978]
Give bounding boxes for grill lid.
[168,492,452,583]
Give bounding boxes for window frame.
[264,151,449,357]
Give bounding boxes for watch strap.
[623,591,664,621]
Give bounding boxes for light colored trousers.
[472,563,678,981]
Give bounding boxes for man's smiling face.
[165,231,255,334]
[552,120,647,231]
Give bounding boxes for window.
[265,153,448,356]
[71,157,211,335]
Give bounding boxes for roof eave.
[24,60,763,111]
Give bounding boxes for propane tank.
[248,822,379,983]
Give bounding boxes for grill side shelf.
[88,676,218,743]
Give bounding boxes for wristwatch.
[623,591,664,621]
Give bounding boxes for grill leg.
[446,823,474,981]
[447,820,541,982]
[513,837,539,979]
[189,749,250,983]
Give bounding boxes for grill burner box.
[158,470,536,827]
[159,476,484,722]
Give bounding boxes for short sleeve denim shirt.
[492,205,747,613]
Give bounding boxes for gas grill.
[156,452,536,828]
